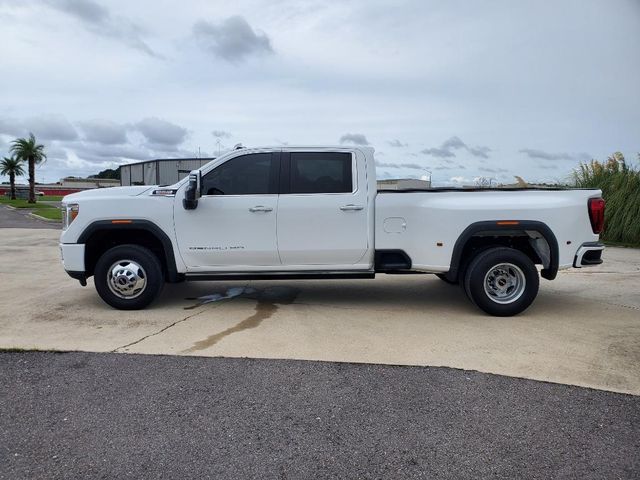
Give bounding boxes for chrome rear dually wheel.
[483,263,526,305]
[464,247,539,316]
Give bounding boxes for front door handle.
[340,204,364,211]
[249,205,273,213]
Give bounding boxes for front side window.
[290,152,353,194]
[202,153,277,195]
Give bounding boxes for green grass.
[0,197,56,209]
[573,153,640,246]
[31,208,62,221]
[41,195,64,201]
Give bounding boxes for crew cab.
[60,146,605,316]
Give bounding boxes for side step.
[185,271,376,281]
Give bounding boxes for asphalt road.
[0,205,60,229]
[1,352,638,480]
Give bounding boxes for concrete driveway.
[1,228,639,395]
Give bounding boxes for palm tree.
[1,156,25,200]
[10,133,46,203]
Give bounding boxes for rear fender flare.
[446,220,559,282]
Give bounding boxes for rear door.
[276,150,371,267]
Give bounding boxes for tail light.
[588,197,605,234]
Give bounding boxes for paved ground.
[0,205,60,229]
[1,228,639,395]
[1,351,638,480]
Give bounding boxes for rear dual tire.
[463,247,539,317]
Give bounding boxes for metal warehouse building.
[119,158,215,186]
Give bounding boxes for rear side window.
[290,152,353,194]
[202,153,277,195]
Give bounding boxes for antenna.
[198,147,201,159]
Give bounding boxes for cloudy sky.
[1,0,639,186]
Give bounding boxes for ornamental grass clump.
[573,153,640,246]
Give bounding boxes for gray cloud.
[468,146,491,159]
[421,147,455,158]
[433,164,467,170]
[0,118,25,137]
[1,115,78,141]
[422,136,491,159]
[134,117,188,146]
[519,148,572,161]
[441,136,466,150]
[387,139,408,148]
[45,0,160,58]
[212,130,231,138]
[29,115,78,141]
[193,16,273,62]
[79,120,127,144]
[478,166,509,173]
[71,142,152,163]
[519,148,590,162]
[375,161,428,170]
[339,133,369,146]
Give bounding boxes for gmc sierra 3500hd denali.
[59,146,605,316]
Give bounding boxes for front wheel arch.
[79,220,180,283]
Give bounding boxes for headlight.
[61,203,79,230]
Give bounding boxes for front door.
[174,152,280,270]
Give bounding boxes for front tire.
[463,247,539,316]
[94,244,164,310]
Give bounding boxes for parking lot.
[1,226,639,395]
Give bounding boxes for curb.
[27,212,62,224]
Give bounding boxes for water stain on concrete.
[182,286,299,353]
[184,287,256,310]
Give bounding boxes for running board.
[185,271,376,281]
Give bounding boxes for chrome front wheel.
[107,260,147,299]
[94,244,163,310]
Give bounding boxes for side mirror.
[183,170,201,210]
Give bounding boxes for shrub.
[572,153,640,246]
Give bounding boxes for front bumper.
[60,243,86,283]
[573,242,605,268]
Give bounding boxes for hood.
[62,185,154,203]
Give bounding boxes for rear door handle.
[340,204,364,211]
[249,206,273,213]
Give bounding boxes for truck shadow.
[155,275,472,313]
[153,274,579,320]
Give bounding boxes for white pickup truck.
[60,146,605,316]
